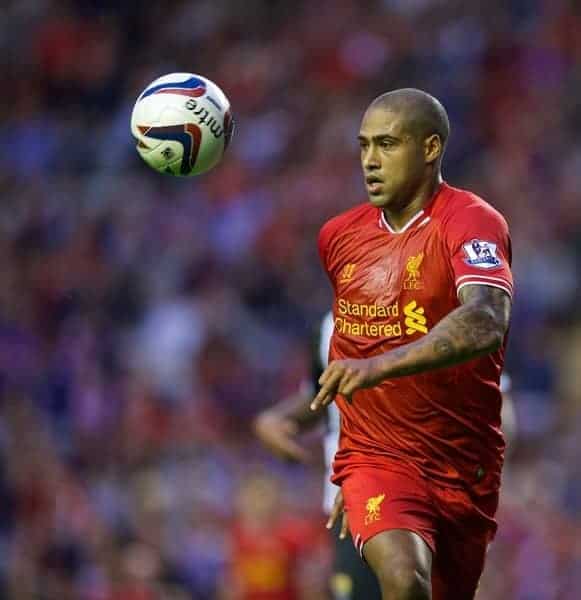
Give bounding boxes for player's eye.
[381,139,394,149]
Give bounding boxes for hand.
[326,489,349,539]
[253,412,310,463]
[310,357,380,410]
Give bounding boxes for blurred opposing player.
[255,312,381,599]
[311,89,514,599]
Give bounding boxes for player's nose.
[362,146,381,170]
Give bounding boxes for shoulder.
[318,203,376,250]
[435,184,510,236]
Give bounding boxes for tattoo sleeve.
[373,285,512,379]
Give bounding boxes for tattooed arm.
[381,285,511,376]
[311,285,511,409]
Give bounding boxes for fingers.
[337,377,358,400]
[334,369,361,403]
[325,503,339,530]
[326,497,349,540]
[311,367,343,411]
[326,489,344,531]
[311,360,367,410]
[310,388,330,411]
[311,362,351,411]
[340,511,349,540]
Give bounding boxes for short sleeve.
[445,202,514,299]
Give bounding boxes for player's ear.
[424,134,441,164]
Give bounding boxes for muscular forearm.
[372,299,507,380]
[311,285,511,409]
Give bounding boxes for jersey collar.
[377,182,446,234]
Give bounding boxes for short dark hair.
[370,88,450,147]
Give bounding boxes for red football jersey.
[318,182,514,496]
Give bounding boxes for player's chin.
[367,192,391,207]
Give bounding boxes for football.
[131,72,234,176]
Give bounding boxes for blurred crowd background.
[0,0,580,598]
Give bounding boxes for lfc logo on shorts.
[364,493,386,525]
[403,252,424,290]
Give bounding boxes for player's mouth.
[365,175,384,194]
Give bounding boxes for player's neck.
[382,174,443,232]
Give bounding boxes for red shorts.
[341,461,499,599]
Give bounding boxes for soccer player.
[311,89,513,600]
[256,312,515,600]
[254,311,381,599]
